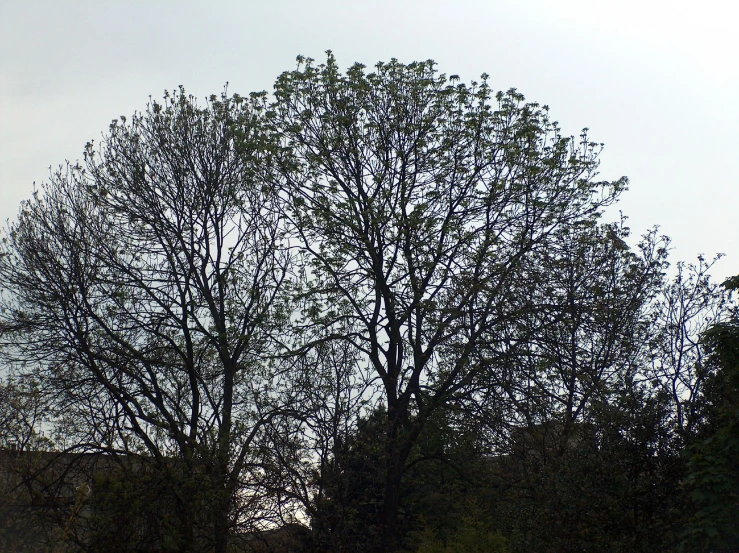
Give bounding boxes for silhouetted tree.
[272,52,629,549]
[0,88,298,552]
[1,53,734,553]
[681,275,739,552]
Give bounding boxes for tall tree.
[272,53,627,549]
[0,88,295,552]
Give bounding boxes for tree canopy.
[0,54,735,553]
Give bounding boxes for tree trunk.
[379,461,403,552]
[378,400,425,552]
[213,490,230,553]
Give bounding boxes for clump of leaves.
[413,516,507,553]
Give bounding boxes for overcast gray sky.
[1,0,736,279]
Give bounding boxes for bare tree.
[495,223,668,433]
[0,88,296,552]
[649,255,732,438]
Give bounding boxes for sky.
[1,0,737,280]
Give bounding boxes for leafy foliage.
[681,276,739,551]
[272,52,628,549]
[0,54,735,553]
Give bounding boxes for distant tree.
[0,88,298,552]
[649,256,731,439]
[0,375,50,452]
[0,375,56,552]
[485,220,668,433]
[480,250,731,553]
[431,222,687,553]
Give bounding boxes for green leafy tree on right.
[681,275,739,552]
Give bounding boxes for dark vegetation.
[0,54,737,552]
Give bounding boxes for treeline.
[0,54,737,553]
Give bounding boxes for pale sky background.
[1,0,737,280]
